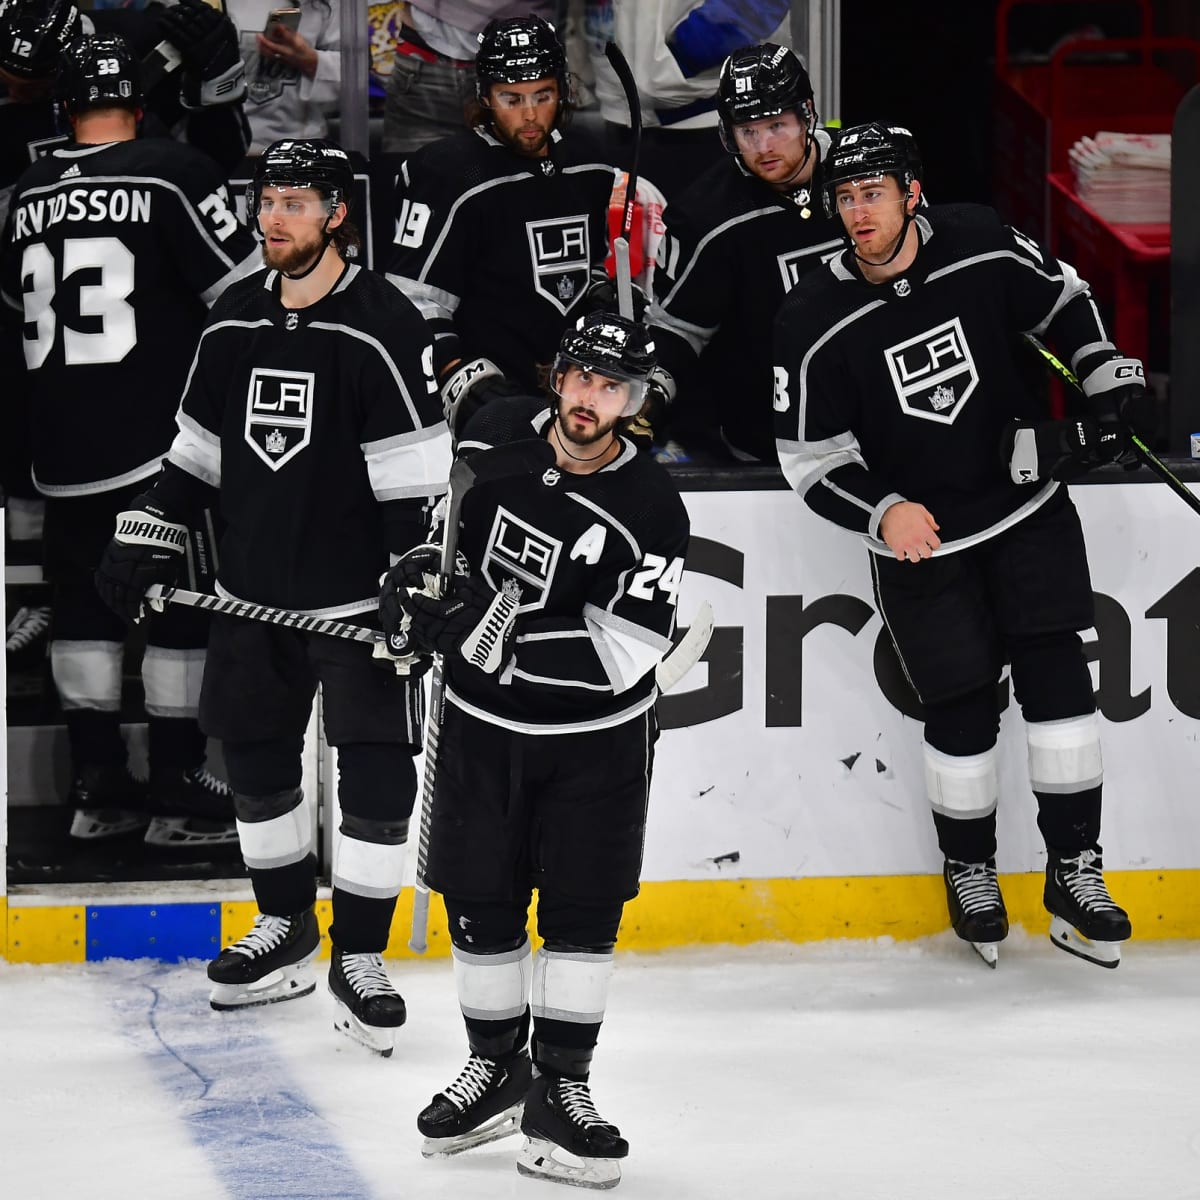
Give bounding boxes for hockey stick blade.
[656,601,714,693]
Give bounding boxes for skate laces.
[187,765,233,797]
[554,1079,612,1130]
[444,1054,500,1111]
[340,952,397,999]
[230,914,294,958]
[947,860,1002,915]
[1056,849,1120,911]
[6,605,50,651]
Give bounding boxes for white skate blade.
[209,963,317,1010]
[145,816,239,848]
[332,999,396,1058]
[70,808,147,839]
[1048,915,1122,968]
[969,941,999,969]
[516,1136,622,1190]
[421,1105,523,1158]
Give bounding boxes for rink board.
[5,477,1200,961]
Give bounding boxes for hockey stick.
[655,600,714,692]
[604,41,642,320]
[408,438,557,952]
[1025,336,1200,518]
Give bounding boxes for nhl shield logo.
[883,317,978,424]
[245,368,315,470]
[481,506,561,613]
[526,215,590,316]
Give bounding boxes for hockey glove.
[95,496,190,624]
[405,574,522,674]
[1082,356,1155,467]
[1002,417,1123,485]
[624,365,675,453]
[439,357,534,435]
[158,0,247,108]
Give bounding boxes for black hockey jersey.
[386,127,617,389]
[648,129,842,462]
[165,263,452,616]
[773,204,1133,551]
[446,397,691,734]
[0,138,259,496]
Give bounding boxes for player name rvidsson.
[11,187,152,239]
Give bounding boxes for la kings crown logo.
[883,317,978,423]
[245,368,315,469]
[482,506,561,612]
[526,215,590,315]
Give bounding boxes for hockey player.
[646,43,843,462]
[94,138,452,1053]
[386,15,623,434]
[378,312,690,1186]
[0,34,259,847]
[773,123,1149,968]
[0,0,249,226]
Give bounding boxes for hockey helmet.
[717,43,816,154]
[54,34,142,116]
[248,138,354,217]
[554,311,657,418]
[475,15,569,110]
[0,0,81,81]
[821,122,923,219]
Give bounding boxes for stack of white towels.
[1068,131,1170,224]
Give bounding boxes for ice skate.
[418,1050,532,1157]
[328,948,406,1057]
[145,764,238,849]
[944,858,1008,968]
[1045,848,1131,968]
[5,604,51,669]
[207,909,321,1009]
[517,1072,628,1190]
[67,763,149,839]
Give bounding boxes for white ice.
[1,934,1198,1200]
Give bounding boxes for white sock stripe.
[236,794,311,870]
[1027,713,1103,792]
[50,640,123,708]
[923,742,999,818]
[142,645,206,717]
[531,948,613,1027]
[453,938,532,1021]
[331,832,407,899]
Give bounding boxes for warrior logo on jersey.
[776,241,843,292]
[526,215,590,316]
[481,506,561,613]
[883,317,978,424]
[245,368,314,469]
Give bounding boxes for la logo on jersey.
[526,215,590,315]
[776,240,843,292]
[481,507,561,612]
[883,317,978,423]
[245,367,315,469]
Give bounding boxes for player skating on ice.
[379,311,690,1186]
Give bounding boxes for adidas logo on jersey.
[61,164,81,179]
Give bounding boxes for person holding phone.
[226,0,339,152]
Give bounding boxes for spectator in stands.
[381,1,558,156]
[227,0,340,152]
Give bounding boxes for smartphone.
[264,8,302,35]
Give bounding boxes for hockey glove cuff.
[1080,357,1155,440]
[95,496,190,624]
[405,575,521,674]
[440,357,504,431]
[1003,417,1121,485]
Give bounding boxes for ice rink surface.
[1,934,1198,1200]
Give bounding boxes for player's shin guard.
[418,942,534,1156]
[1027,713,1129,966]
[327,813,409,1055]
[924,742,1005,965]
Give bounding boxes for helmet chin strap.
[853,197,916,270]
[279,215,335,281]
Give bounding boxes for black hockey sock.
[248,855,318,918]
[1035,786,1102,858]
[533,1033,595,1081]
[329,888,397,955]
[465,1007,530,1063]
[65,709,126,769]
[147,716,206,771]
[931,811,998,863]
